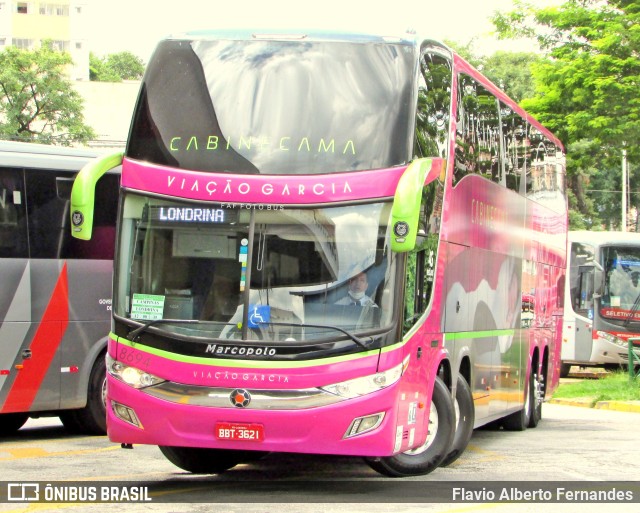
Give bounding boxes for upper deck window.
[126,38,414,175]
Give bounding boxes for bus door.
[0,168,60,414]
[572,264,595,361]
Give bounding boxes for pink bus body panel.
[107,333,444,456]
[120,159,407,204]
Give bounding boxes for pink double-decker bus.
[70,30,567,477]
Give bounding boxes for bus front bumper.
[106,374,406,457]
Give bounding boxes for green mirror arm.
[70,151,123,240]
[390,158,434,253]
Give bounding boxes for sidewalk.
[549,396,640,413]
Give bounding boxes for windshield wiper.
[126,318,373,349]
[624,292,640,327]
[257,321,373,349]
[127,319,200,341]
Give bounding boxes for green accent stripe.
[380,338,407,354]
[111,333,381,369]
[445,329,516,341]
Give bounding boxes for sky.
[85,0,554,61]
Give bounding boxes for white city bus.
[561,230,640,376]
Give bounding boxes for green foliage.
[0,42,96,145]
[446,40,540,103]
[482,52,540,103]
[90,51,145,82]
[444,39,483,68]
[553,371,640,403]
[89,52,120,82]
[493,0,640,229]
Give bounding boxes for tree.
[481,51,540,103]
[446,40,540,103]
[0,42,96,145]
[89,52,120,82]
[90,51,145,82]
[493,0,640,229]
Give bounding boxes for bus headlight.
[596,331,627,349]
[320,357,407,399]
[107,354,165,389]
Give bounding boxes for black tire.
[502,366,534,431]
[440,375,474,467]
[0,413,29,435]
[60,354,107,435]
[159,446,263,474]
[528,369,543,428]
[560,363,571,378]
[365,376,455,477]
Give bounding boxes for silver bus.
[0,141,118,434]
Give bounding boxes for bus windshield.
[126,37,414,174]
[601,245,640,323]
[114,192,396,343]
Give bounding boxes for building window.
[49,40,70,52]
[17,2,29,14]
[75,42,82,49]
[13,38,33,49]
[38,4,69,16]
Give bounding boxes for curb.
[594,400,640,413]
[549,397,640,413]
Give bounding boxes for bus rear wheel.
[440,375,474,467]
[365,376,455,477]
[502,366,534,431]
[159,446,264,474]
[528,371,543,428]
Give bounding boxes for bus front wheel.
[365,376,455,477]
[60,353,107,435]
[159,446,265,474]
[0,413,29,435]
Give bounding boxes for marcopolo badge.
[71,210,84,228]
[393,221,409,242]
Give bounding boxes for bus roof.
[569,230,640,245]
[165,28,419,46]
[0,140,102,171]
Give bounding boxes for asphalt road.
[1,402,639,512]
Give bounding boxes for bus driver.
[335,272,378,307]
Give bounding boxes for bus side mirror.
[593,267,604,299]
[70,151,123,240]
[390,158,437,253]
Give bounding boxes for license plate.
[215,422,264,442]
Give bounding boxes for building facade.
[0,1,89,80]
